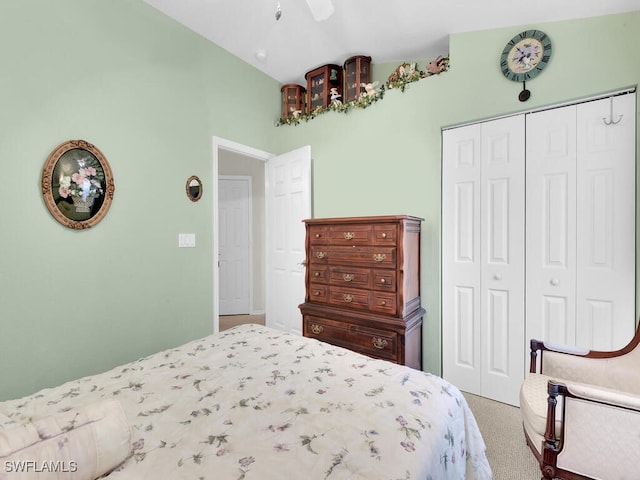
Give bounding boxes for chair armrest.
[542,342,590,356]
[562,380,640,410]
[528,339,590,373]
[542,379,640,479]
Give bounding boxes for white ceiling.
[143,0,640,86]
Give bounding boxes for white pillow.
[0,399,131,479]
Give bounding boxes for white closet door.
[526,106,578,345]
[575,95,636,350]
[480,117,525,405]
[443,115,525,406]
[526,93,636,350]
[442,123,482,395]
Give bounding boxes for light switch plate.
[178,233,196,248]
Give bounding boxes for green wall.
[0,0,279,401]
[274,12,640,374]
[1,2,638,401]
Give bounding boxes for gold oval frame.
[186,175,203,202]
[41,140,115,230]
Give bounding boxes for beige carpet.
[463,392,541,479]
[218,317,542,478]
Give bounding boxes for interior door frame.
[212,136,273,333]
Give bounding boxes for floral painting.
[54,149,106,216]
[41,139,115,229]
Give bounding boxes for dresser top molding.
[303,215,424,225]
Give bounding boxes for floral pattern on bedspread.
[0,325,492,479]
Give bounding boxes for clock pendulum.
[519,82,531,102]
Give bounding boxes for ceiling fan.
[276,0,335,22]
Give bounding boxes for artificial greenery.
[277,56,449,126]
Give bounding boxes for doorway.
[213,138,270,333]
[212,138,312,334]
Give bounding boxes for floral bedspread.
[0,325,492,479]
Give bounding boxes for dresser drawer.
[309,265,328,283]
[308,225,330,244]
[308,283,329,302]
[309,246,396,268]
[328,224,373,245]
[373,270,396,291]
[312,265,397,291]
[327,287,398,315]
[303,316,398,362]
[373,224,398,245]
[329,286,370,310]
[329,266,371,288]
[371,292,397,315]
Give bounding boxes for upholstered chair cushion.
[519,373,563,453]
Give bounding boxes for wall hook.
[603,97,623,125]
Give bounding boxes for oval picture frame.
[186,175,203,202]
[41,140,115,230]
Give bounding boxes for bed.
[0,324,492,479]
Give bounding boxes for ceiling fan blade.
[304,0,334,21]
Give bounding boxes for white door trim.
[442,87,636,132]
[212,137,273,333]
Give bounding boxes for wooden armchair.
[519,325,640,480]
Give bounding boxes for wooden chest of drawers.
[299,215,424,369]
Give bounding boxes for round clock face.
[500,30,552,82]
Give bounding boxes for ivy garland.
[277,56,450,126]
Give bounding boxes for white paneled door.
[219,176,251,315]
[265,146,311,336]
[443,92,636,406]
[526,94,636,351]
[442,115,525,406]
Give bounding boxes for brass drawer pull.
[380,300,387,306]
[372,337,388,349]
[373,253,386,262]
[343,232,354,240]
[315,233,321,238]
[379,278,386,284]
[311,324,323,334]
[343,273,353,282]
[381,233,387,239]
[313,290,321,296]
[316,251,327,259]
[342,294,353,303]
[314,271,321,277]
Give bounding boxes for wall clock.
[500,29,552,101]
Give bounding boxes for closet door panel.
[526,106,577,345]
[576,94,636,350]
[480,116,525,405]
[442,125,482,395]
